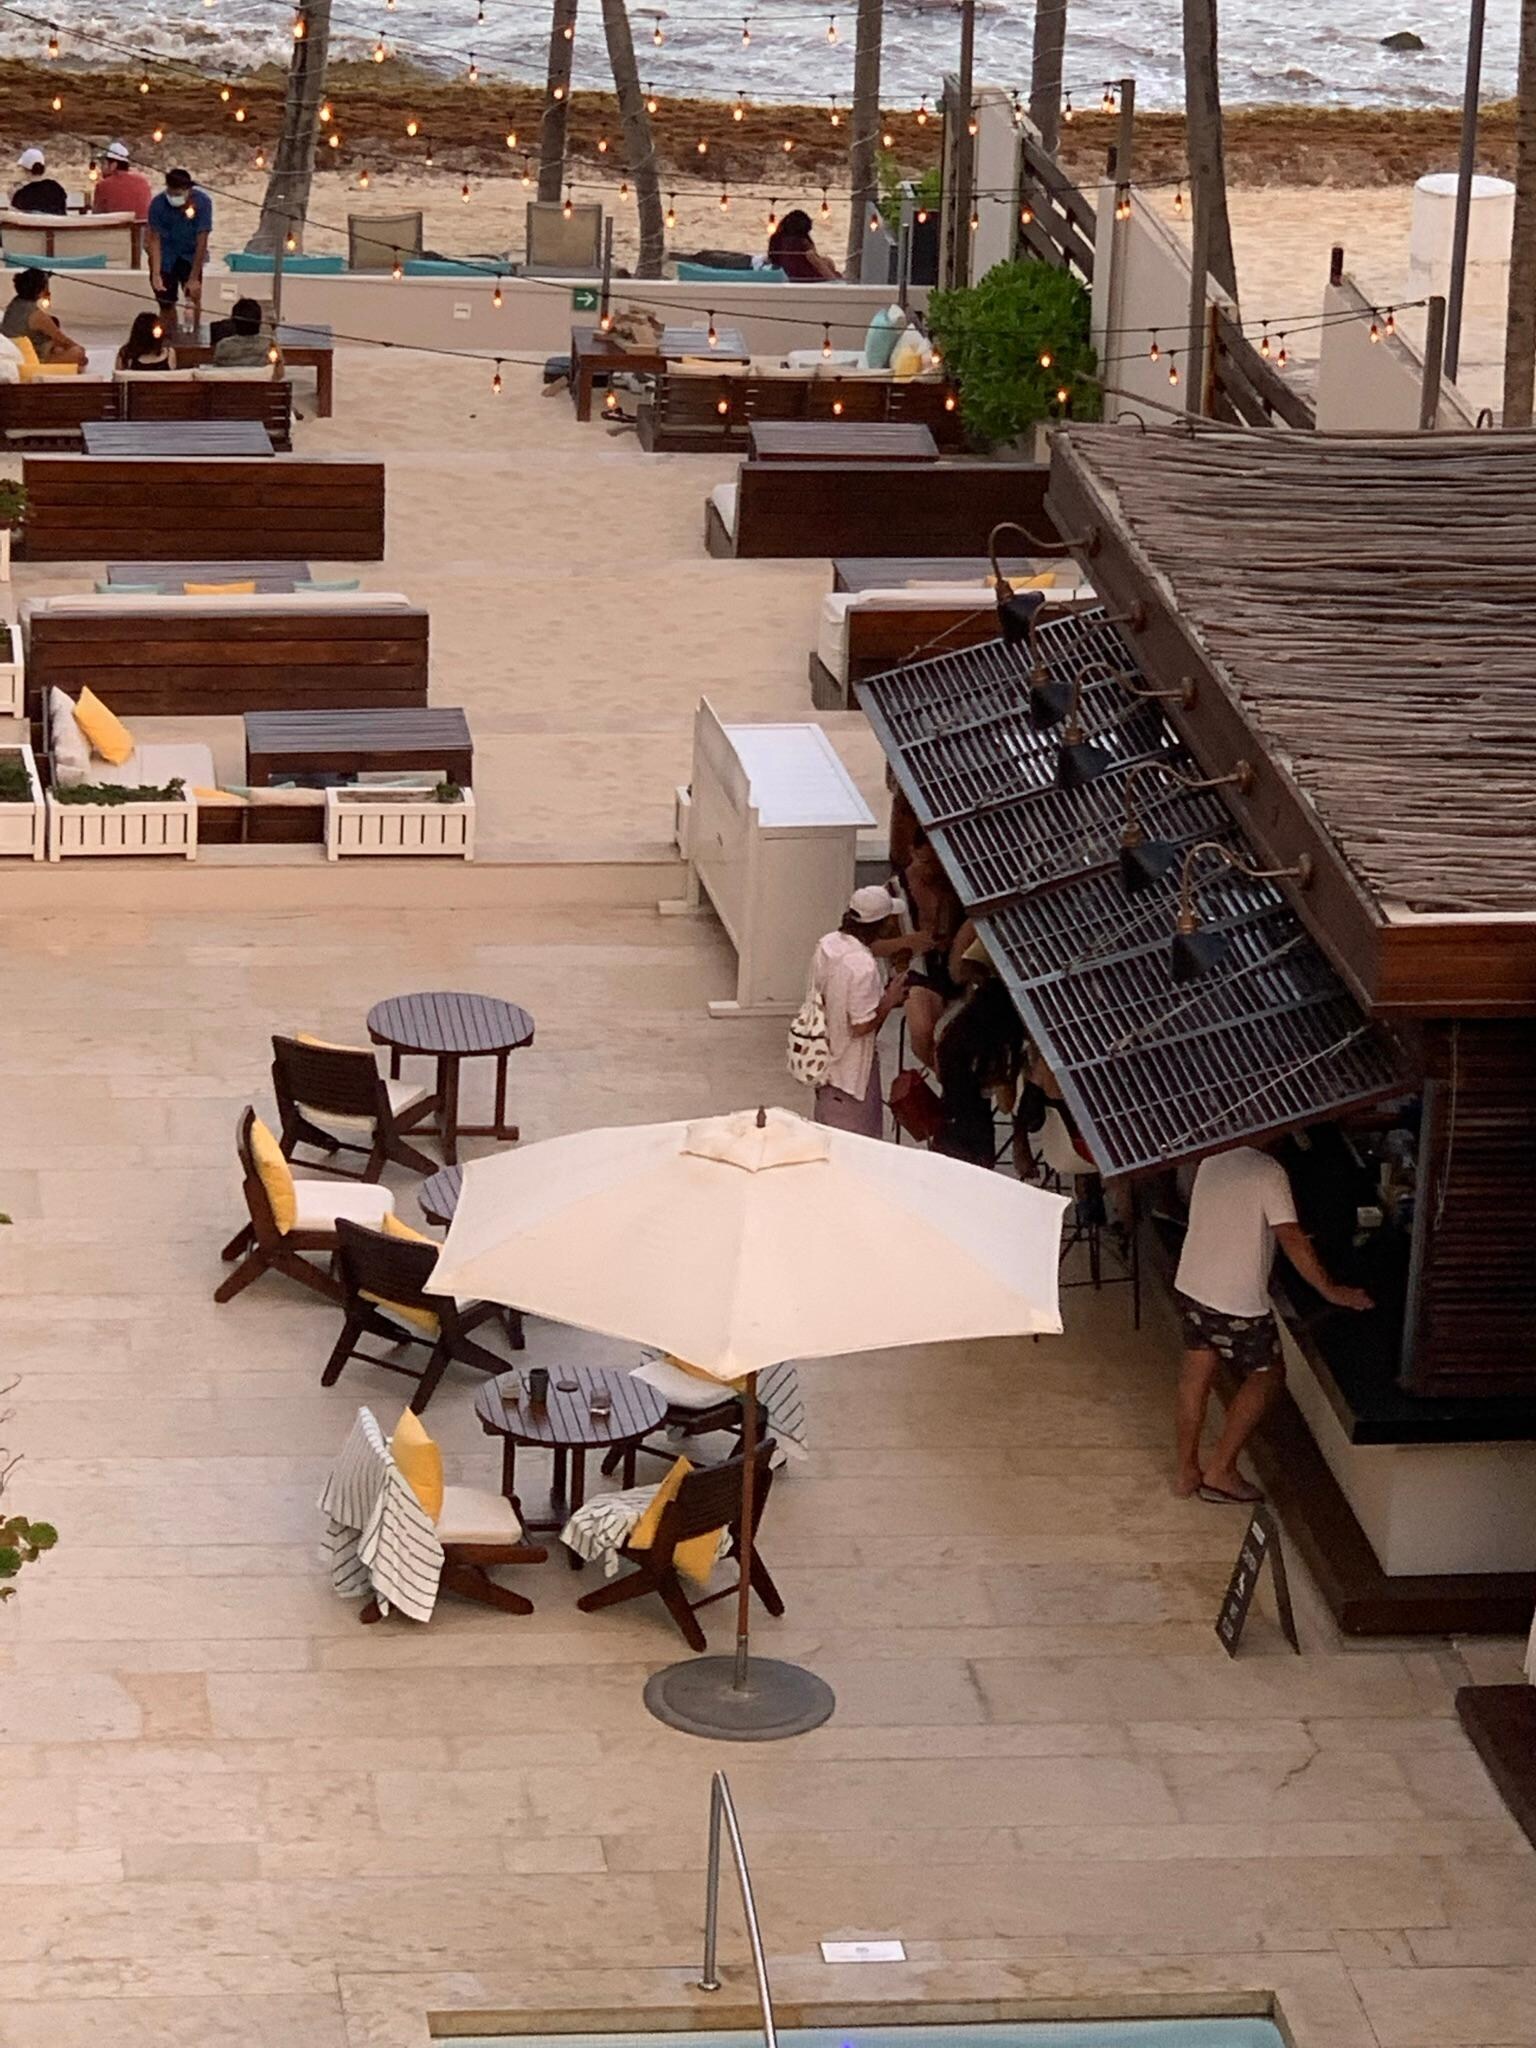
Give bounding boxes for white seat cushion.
[632,1354,739,1411]
[708,483,738,539]
[298,1075,431,1138]
[291,1179,396,1232]
[92,742,215,791]
[435,1484,524,1545]
[817,592,857,677]
[785,348,864,369]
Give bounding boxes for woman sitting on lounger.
[115,311,176,372]
[766,209,841,281]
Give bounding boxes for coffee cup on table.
[526,1366,550,1407]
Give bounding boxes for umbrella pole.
[732,1371,759,1690]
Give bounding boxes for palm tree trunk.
[1029,0,1066,158]
[248,0,331,253]
[600,0,665,277]
[1502,0,1536,424]
[1181,0,1238,302]
[845,0,884,276]
[538,0,578,203]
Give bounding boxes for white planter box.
[47,790,197,860]
[0,743,44,859]
[0,524,12,584]
[0,622,22,718]
[325,786,475,860]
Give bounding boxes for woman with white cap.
[804,884,911,1138]
[11,149,66,215]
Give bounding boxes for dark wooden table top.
[367,991,535,1060]
[751,421,939,462]
[108,559,314,587]
[418,1164,463,1228]
[82,420,275,458]
[660,324,750,362]
[244,708,472,762]
[171,321,335,355]
[832,554,1044,593]
[474,1364,666,1451]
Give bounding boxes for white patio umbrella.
[428,1106,1068,1737]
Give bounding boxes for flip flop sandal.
[1198,1483,1265,1506]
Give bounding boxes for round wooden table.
[418,1164,463,1229]
[366,992,534,1167]
[474,1365,667,1567]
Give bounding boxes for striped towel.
[561,1480,729,1582]
[318,1406,444,1623]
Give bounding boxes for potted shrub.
[0,743,44,859]
[926,260,1100,453]
[0,478,21,580]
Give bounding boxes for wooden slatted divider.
[21,456,385,561]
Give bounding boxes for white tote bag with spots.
[786,986,832,1087]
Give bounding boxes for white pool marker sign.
[819,1939,907,1964]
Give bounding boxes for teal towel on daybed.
[675,261,788,283]
[225,251,346,275]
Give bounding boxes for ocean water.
[15,0,1521,112]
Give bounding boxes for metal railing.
[697,1772,779,2048]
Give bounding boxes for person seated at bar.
[766,208,841,281]
[115,310,176,372]
[211,297,276,367]
[11,147,67,215]
[92,141,152,223]
[1,268,87,368]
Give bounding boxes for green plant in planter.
[927,261,1100,447]
[876,153,942,233]
[0,751,32,803]
[0,479,26,530]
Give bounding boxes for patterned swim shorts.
[1174,1291,1282,1374]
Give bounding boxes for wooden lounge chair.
[216,1106,394,1305]
[599,1356,742,1476]
[321,1216,523,1415]
[575,1442,784,1652]
[271,1033,437,1179]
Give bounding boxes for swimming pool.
[450,2023,1285,2048]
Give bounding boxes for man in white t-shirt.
[806,884,909,1137]
[1174,1143,1371,1504]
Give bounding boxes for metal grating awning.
[856,609,1412,1177]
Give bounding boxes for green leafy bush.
[0,751,32,803]
[927,261,1100,447]
[0,479,25,530]
[53,777,186,806]
[876,152,942,232]
[0,1514,58,1599]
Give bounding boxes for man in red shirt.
[92,142,151,222]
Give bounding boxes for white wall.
[1091,185,1222,424]
[969,84,1020,284]
[1315,276,1478,432]
[46,266,927,361]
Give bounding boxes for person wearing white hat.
[92,141,151,223]
[11,148,66,216]
[803,884,910,1138]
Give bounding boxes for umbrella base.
[643,1655,835,1741]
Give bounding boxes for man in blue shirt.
[146,167,212,323]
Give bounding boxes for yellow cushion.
[360,1212,441,1335]
[390,1408,444,1521]
[184,580,258,595]
[73,686,135,766]
[295,1029,372,1055]
[248,1114,296,1233]
[665,1352,744,1393]
[629,1455,723,1587]
[191,785,246,804]
[889,330,929,380]
[11,334,38,366]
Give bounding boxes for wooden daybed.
[21,455,385,562]
[637,367,964,454]
[704,460,1055,559]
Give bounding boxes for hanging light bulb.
[461,180,472,202]
[869,210,880,232]
[969,208,979,231]
[829,97,841,127]
[563,17,573,33]
[1020,202,1034,226]
[1115,186,1131,221]
[522,157,533,188]
[819,186,830,220]
[782,135,795,153]
[234,105,247,122]
[831,397,844,415]
[732,93,745,122]
[741,16,751,43]
[1368,312,1381,343]
[599,307,612,330]
[665,192,677,228]
[391,255,403,279]
[646,89,659,114]
[1056,385,1070,406]
[50,93,62,113]
[423,138,434,165]
[821,325,833,359]
[1038,349,1053,369]
[292,8,306,38]
[1173,183,1185,215]
[356,167,370,189]
[492,281,503,307]
[150,320,163,341]
[881,127,894,147]
[1063,91,1074,124]
[827,13,839,40]
[653,18,664,43]
[407,118,420,137]
[1101,81,1115,113]
[716,396,730,416]
[697,136,708,155]
[267,343,281,365]
[1148,331,1160,362]
[1259,325,1271,359]
[719,187,730,211]
[916,96,929,125]
[943,391,957,411]
[138,72,150,94]
[597,135,610,153]
[254,149,266,169]
[183,198,195,218]
[707,312,718,346]
[319,101,333,123]
[151,125,164,143]
[620,179,630,198]
[327,130,341,149]
[553,81,565,97]
[492,361,503,395]
[766,201,778,230]
[915,207,928,225]
[1385,305,1397,335]
[604,388,619,412]
[1168,354,1180,386]
[46,24,59,58]
[86,161,98,185]
[1277,334,1290,367]
[563,187,574,218]
[219,83,232,102]
[285,229,297,247]
[928,346,942,368]
[467,53,478,80]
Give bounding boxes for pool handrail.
[697,1770,779,2048]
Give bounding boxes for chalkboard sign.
[1215,1506,1299,1656]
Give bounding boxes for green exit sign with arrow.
[571,286,600,312]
